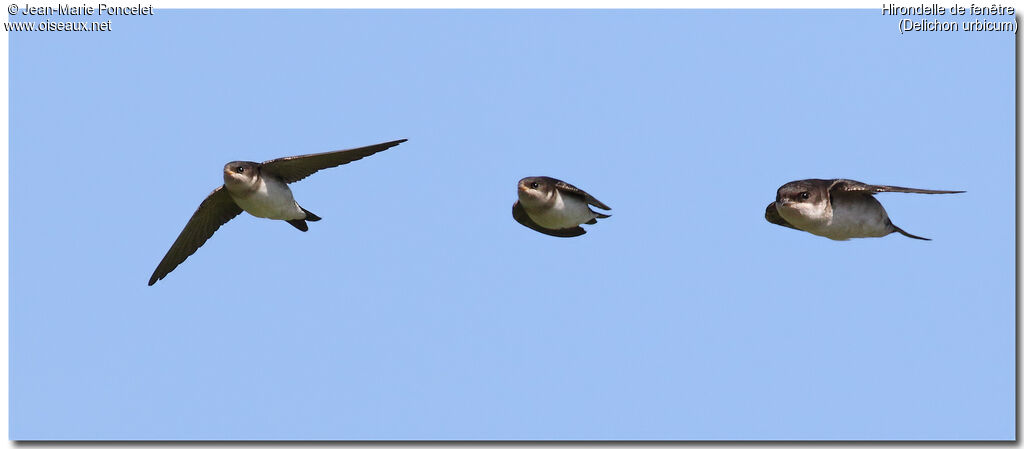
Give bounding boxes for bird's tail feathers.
[287,219,309,232]
[301,207,321,221]
[893,225,930,241]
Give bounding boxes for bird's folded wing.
[765,202,798,230]
[512,201,586,237]
[554,181,611,210]
[149,186,243,286]
[829,179,964,195]
[260,139,407,184]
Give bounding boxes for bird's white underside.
[778,194,892,240]
[525,190,597,229]
[229,175,306,220]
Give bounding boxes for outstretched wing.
[829,179,964,195]
[554,180,611,210]
[260,139,407,184]
[764,201,799,230]
[512,201,586,238]
[149,186,243,286]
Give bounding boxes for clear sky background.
[9,9,1014,440]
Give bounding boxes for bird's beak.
[518,184,528,192]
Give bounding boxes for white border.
[1,1,1017,447]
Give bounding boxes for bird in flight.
[765,178,963,241]
[148,139,407,285]
[512,176,611,237]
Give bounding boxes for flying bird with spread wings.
[512,176,611,237]
[149,139,407,285]
[765,178,963,241]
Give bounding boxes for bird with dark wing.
[765,178,963,241]
[149,139,407,285]
[512,176,611,237]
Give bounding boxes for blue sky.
[9,9,1014,440]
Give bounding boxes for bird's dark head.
[776,179,826,206]
[517,176,557,205]
[774,179,830,224]
[223,161,260,189]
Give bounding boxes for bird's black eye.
[799,192,810,200]
[530,182,539,189]
[235,166,245,174]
